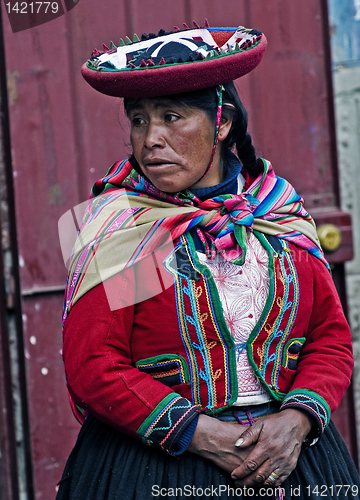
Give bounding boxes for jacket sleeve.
[62,266,200,455]
[279,253,353,435]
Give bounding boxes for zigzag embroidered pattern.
[281,392,329,431]
[142,396,193,446]
[164,236,232,409]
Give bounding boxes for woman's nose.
[144,122,166,149]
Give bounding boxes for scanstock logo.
[3,0,79,32]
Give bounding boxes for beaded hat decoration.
[81,21,267,98]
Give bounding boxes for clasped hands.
[187,408,313,488]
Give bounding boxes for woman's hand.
[230,409,314,487]
[187,414,254,474]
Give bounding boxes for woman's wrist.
[279,408,314,442]
[187,414,216,456]
[187,414,243,459]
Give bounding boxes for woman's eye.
[164,113,180,123]
[131,117,145,127]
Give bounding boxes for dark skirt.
[56,416,360,500]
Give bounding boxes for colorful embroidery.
[137,394,199,453]
[248,234,300,394]
[164,234,237,411]
[198,233,271,404]
[271,241,300,388]
[136,354,190,387]
[282,338,306,370]
[280,389,330,431]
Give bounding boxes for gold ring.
[268,472,280,482]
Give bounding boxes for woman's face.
[128,98,229,193]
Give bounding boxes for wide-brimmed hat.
[81,21,267,98]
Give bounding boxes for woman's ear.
[218,115,233,142]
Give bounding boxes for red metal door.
[0,0,356,498]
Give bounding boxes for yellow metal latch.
[317,224,342,252]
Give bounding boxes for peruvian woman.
[56,22,359,499]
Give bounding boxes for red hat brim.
[81,30,267,98]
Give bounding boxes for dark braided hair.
[221,82,261,177]
[124,81,262,178]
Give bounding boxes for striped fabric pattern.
[63,158,327,323]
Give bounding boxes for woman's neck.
[190,151,242,200]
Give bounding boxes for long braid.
[221,82,262,178]
[235,132,260,177]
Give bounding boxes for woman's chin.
[149,177,188,194]
[152,182,182,193]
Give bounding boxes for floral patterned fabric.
[198,232,271,404]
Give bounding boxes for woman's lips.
[144,161,174,171]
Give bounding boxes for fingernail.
[235,438,244,447]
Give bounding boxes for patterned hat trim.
[87,26,262,72]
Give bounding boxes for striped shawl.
[63,158,327,323]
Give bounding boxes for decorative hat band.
[81,21,267,98]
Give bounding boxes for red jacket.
[63,232,353,454]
